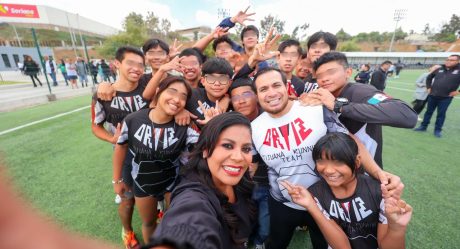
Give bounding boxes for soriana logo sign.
[0,3,40,18]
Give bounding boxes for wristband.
[112,178,124,184]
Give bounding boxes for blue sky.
[12,0,460,36]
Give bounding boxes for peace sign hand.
[159,56,185,73]
[212,26,230,39]
[169,38,183,58]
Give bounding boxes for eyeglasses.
[205,74,230,85]
[280,52,300,59]
[146,50,167,57]
[446,59,459,62]
[231,91,256,102]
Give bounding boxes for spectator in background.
[414,55,460,138]
[59,59,69,86]
[412,65,441,117]
[109,60,117,82]
[76,58,89,87]
[354,63,371,83]
[370,60,392,91]
[23,55,42,87]
[395,60,405,78]
[387,64,395,77]
[66,58,78,89]
[44,55,58,86]
[100,59,112,82]
[90,59,99,84]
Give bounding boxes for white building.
[1,3,119,37]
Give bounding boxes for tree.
[433,14,460,42]
[260,14,285,39]
[145,11,160,37]
[336,28,352,41]
[291,23,309,41]
[422,23,432,35]
[337,41,360,52]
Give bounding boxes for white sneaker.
[115,194,122,204]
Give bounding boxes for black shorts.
[68,75,78,80]
[133,178,177,200]
[122,151,134,188]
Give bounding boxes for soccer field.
[0,70,459,248]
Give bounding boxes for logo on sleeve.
[367,93,389,105]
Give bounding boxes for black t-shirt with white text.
[118,108,199,196]
[309,174,387,249]
[92,83,149,134]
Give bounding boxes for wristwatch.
[334,97,349,113]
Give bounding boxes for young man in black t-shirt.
[301,52,417,167]
[277,39,305,98]
[185,57,233,127]
[91,46,148,249]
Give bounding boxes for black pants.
[267,195,327,249]
[412,99,427,114]
[91,73,98,84]
[30,74,42,87]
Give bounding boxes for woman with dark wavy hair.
[149,112,257,249]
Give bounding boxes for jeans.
[421,95,453,131]
[49,72,58,85]
[78,73,88,87]
[62,72,69,85]
[252,185,270,245]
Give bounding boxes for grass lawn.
[0,70,458,248]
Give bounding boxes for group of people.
[20,55,118,88]
[87,7,460,249]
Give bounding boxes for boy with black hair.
[228,77,269,249]
[186,57,233,127]
[301,31,339,93]
[302,52,416,167]
[370,60,392,91]
[91,46,149,249]
[96,38,172,101]
[178,48,204,89]
[277,39,305,98]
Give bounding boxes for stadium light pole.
[388,9,406,52]
[31,28,54,99]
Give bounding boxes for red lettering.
[271,128,284,149]
[294,118,312,140]
[278,124,290,150]
[291,122,301,146]
[263,129,272,146]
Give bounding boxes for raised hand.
[169,38,183,59]
[280,180,315,210]
[212,26,230,39]
[230,6,256,26]
[248,26,281,67]
[159,56,185,73]
[196,100,222,126]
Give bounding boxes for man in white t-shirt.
[251,67,403,249]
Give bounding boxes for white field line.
[0,106,90,136]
